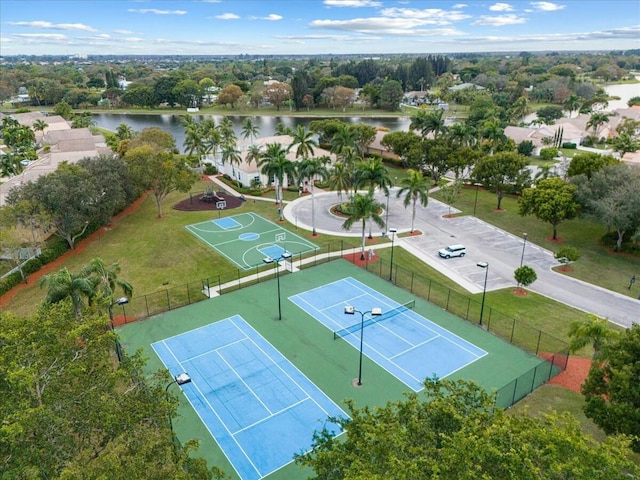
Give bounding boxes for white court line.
[289,294,349,331]
[232,397,311,435]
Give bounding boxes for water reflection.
[92,113,411,152]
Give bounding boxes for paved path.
[283,189,639,328]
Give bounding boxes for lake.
[602,81,640,110]
[92,113,412,153]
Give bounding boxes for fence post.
[217,275,222,295]
[465,298,471,321]
[411,272,414,293]
[145,295,150,317]
[166,290,171,311]
[511,378,519,406]
[427,278,431,301]
[187,283,191,305]
[446,290,451,311]
[535,330,542,355]
[510,316,516,343]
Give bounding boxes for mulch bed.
[539,354,592,393]
[0,193,148,307]
[173,191,244,211]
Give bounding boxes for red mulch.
[343,251,380,267]
[0,193,147,307]
[541,355,592,393]
[173,191,244,211]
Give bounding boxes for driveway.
[284,190,639,328]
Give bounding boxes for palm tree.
[342,193,385,260]
[289,125,317,159]
[331,125,358,156]
[39,267,95,317]
[410,109,446,139]
[447,122,477,148]
[32,119,48,134]
[183,122,204,165]
[221,142,241,167]
[480,119,507,155]
[563,95,581,119]
[80,258,133,307]
[245,144,262,167]
[328,161,352,204]
[396,169,430,233]
[116,122,134,141]
[568,314,619,360]
[586,113,609,138]
[241,117,260,145]
[355,157,392,237]
[297,157,328,235]
[258,142,296,212]
[510,96,530,123]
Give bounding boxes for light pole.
[388,228,397,281]
[263,252,292,320]
[385,189,390,232]
[108,297,128,362]
[165,373,192,441]
[344,305,382,386]
[473,183,480,216]
[520,233,528,268]
[477,262,489,327]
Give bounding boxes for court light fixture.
[344,306,382,386]
[265,252,292,320]
[388,228,397,282]
[165,372,192,446]
[477,262,489,327]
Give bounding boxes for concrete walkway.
[282,189,639,328]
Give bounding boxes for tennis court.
[151,315,345,480]
[185,212,318,270]
[290,277,487,391]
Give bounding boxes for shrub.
[561,142,577,149]
[539,147,557,161]
[203,164,218,175]
[517,140,535,156]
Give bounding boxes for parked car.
[438,244,466,259]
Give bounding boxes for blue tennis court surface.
[290,277,487,391]
[151,315,346,480]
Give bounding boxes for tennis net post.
[333,299,415,340]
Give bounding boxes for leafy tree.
[572,163,640,250]
[381,130,421,167]
[568,314,619,360]
[535,105,564,125]
[519,177,579,240]
[628,96,640,107]
[125,146,197,218]
[610,132,640,158]
[396,169,430,233]
[582,324,640,452]
[53,100,73,119]
[342,192,385,260]
[264,81,292,111]
[217,84,243,108]
[296,377,639,479]
[567,152,618,179]
[473,152,529,210]
[378,79,404,111]
[0,302,223,479]
[514,265,537,292]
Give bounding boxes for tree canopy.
[295,377,639,479]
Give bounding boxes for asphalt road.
[284,189,639,328]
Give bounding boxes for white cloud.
[489,3,514,11]
[215,13,240,20]
[128,9,187,15]
[13,33,68,40]
[530,2,566,11]
[380,8,471,23]
[472,14,526,26]
[311,17,463,36]
[8,21,96,32]
[115,29,134,35]
[452,3,468,8]
[455,25,640,45]
[324,0,382,7]
[250,14,283,21]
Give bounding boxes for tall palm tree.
[241,117,260,145]
[342,193,385,260]
[39,267,95,318]
[331,125,358,156]
[355,157,392,237]
[587,113,609,138]
[116,122,134,141]
[288,125,317,159]
[221,142,241,167]
[258,142,296,213]
[447,122,477,148]
[396,169,430,233]
[480,119,507,155]
[245,144,262,167]
[328,161,352,204]
[410,109,446,139]
[510,96,530,123]
[563,95,581,119]
[297,157,328,235]
[568,314,619,360]
[80,258,133,307]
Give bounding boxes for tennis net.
[333,300,416,340]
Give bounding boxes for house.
[0,112,110,206]
[210,135,335,190]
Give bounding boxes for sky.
[1,0,639,56]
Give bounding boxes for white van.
[438,244,466,259]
